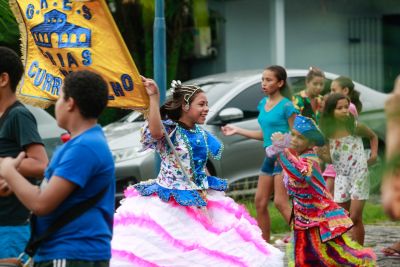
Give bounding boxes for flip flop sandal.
[381,247,400,257]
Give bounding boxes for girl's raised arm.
[142,76,163,139]
[356,123,378,166]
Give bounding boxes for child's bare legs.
[338,200,350,211]
[325,177,334,196]
[349,199,366,245]
[254,174,274,242]
[338,200,366,245]
[273,173,291,224]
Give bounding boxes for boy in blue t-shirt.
[0,70,115,266]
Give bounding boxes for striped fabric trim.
[52,259,66,267]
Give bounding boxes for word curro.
[27,60,62,96]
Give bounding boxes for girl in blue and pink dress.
[110,78,284,267]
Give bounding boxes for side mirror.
[218,107,244,123]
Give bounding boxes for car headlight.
[112,146,151,163]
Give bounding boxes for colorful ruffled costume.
[266,116,376,267]
[111,120,284,267]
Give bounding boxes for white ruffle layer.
[111,190,284,267]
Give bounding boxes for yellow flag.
[10,0,149,109]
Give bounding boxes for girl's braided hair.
[160,80,203,121]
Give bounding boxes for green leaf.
[0,0,20,45]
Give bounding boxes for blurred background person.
[221,65,297,242]
[381,75,400,256]
[292,66,325,122]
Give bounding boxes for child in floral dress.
[319,93,378,246]
[323,76,363,195]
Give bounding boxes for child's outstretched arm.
[355,122,378,166]
[221,124,263,141]
[142,76,163,139]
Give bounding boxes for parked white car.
[103,69,388,199]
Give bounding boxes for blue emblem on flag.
[30,9,91,48]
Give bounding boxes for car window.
[199,82,234,107]
[219,83,264,120]
[287,76,306,95]
[288,76,332,96]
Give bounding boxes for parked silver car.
[103,70,388,199]
[26,104,65,159]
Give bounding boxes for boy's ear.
[0,72,10,88]
[66,97,75,111]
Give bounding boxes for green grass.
[369,161,384,195]
[239,198,396,234]
[362,201,396,224]
[238,201,290,234]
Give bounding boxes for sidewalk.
[274,222,400,266]
[366,223,400,266]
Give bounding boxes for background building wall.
[224,0,272,71]
[191,0,400,91]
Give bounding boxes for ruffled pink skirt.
[111,188,284,267]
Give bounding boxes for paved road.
[366,223,400,266]
[273,222,400,266]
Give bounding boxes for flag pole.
[154,0,166,174]
[154,0,166,104]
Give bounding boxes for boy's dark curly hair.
[0,47,24,92]
[63,70,108,119]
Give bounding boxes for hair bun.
[170,80,182,93]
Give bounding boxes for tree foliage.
[0,0,20,51]
[0,0,199,124]
[112,0,195,82]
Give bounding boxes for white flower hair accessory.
[170,80,182,93]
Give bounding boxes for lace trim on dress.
[134,177,228,207]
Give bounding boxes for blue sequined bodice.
[134,120,227,207]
